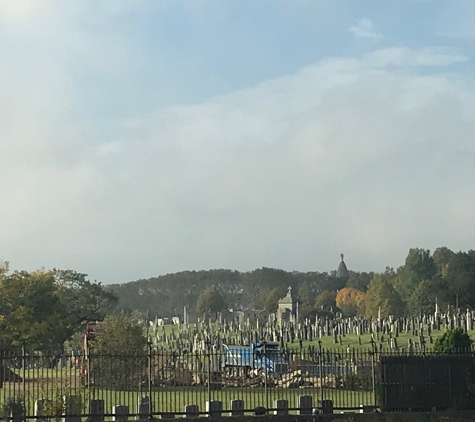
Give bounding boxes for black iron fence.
[1,348,474,419]
[379,352,475,411]
[1,347,375,419]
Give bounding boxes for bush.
[89,313,148,389]
[1,396,26,422]
[433,328,473,353]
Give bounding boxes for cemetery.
[3,256,475,419]
[2,302,475,420]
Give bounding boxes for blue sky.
[1,1,474,284]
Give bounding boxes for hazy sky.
[1,1,474,284]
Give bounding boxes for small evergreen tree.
[433,328,473,353]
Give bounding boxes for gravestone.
[253,407,267,415]
[89,400,105,422]
[319,400,333,415]
[360,405,372,413]
[274,399,288,415]
[184,405,199,418]
[206,401,222,418]
[112,405,129,422]
[229,400,244,417]
[298,395,312,415]
[63,395,81,422]
[137,396,150,420]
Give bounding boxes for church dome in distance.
[337,253,349,279]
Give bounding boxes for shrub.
[433,328,473,353]
[1,396,26,422]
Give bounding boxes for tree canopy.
[90,312,148,389]
[336,287,365,317]
[359,273,404,318]
[195,286,227,315]
[0,267,117,351]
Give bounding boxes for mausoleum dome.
[337,253,349,279]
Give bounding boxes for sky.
[1,1,475,284]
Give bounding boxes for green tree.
[314,290,337,312]
[0,260,9,279]
[254,287,283,313]
[195,286,227,314]
[0,267,117,351]
[359,274,404,318]
[52,269,118,341]
[346,271,373,292]
[0,270,69,351]
[90,312,148,389]
[406,279,440,315]
[433,328,473,353]
[440,251,475,308]
[397,248,437,301]
[432,247,455,271]
[0,261,9,327]
[297,283,318,320]
[298,283,317,308]
[241,267,294,305]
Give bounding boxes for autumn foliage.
[335,287,365,316]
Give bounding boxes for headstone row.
[34,395,332,419]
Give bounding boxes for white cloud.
[49,49,475,280]
[364,46,468,68]
[349,18,383,42]
[0,1,474,283]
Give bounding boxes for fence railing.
[1,348,473,419]
[0,347,377,419]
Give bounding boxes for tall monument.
[337,253,349,280]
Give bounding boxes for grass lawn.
[152,323,475,352]
[0,384,372,416]
[1,363,373,415]
[286,328,475,351]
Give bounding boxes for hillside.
[107,267,350,318]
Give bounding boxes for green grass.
[1,365,372,415]
[0,384,372,416]
[287,328,475,351]
[151,323,475,352]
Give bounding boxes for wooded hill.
[107,266,370,319]
[107,247,475,321]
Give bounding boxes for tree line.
[108,246,475,320]
[107,267,348,318]
[2,246,475,351]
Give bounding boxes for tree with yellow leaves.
[335,287,365,317]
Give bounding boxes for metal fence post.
[206,341,211,413]
[148,341,153,420]
[87,344,91,390]
[22,345,26,396]
[318,340,324,407]
[370,339,376,410]
[264,342,268,410]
